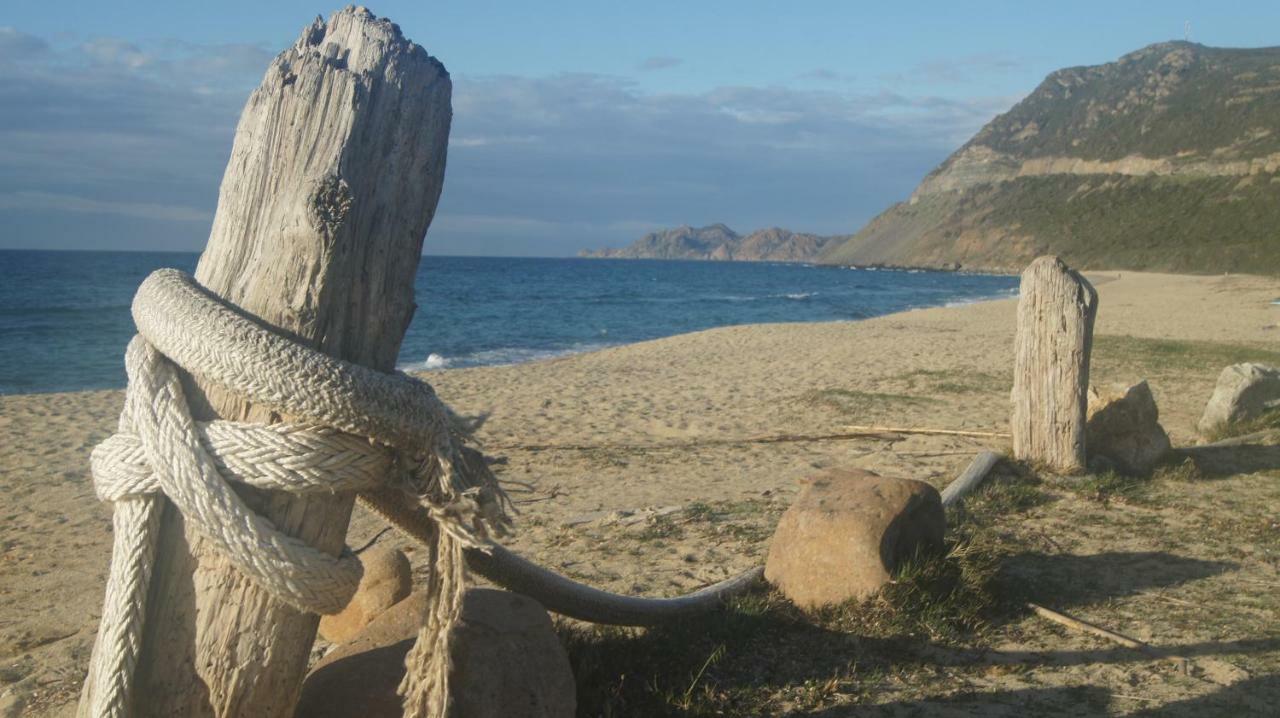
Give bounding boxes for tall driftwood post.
[1011,256,1098,473]
[104,9,451,717]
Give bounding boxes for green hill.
[822,42,1280,274]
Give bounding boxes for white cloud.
[81,38,153,69]
[0,190,211,222]
[638,56,682,71]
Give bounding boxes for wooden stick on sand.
[1027,602,1190,674]
[843,425,1011,439]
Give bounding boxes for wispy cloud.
[638,56,682,71]
[799,68,856,84]
[0,190,212,222]
[885,53,1028,86]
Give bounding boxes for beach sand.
[2,270,1278,715]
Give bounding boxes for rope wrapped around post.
[86,269,507,718]
[85,268,765,717]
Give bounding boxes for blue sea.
[0,250,1018,395]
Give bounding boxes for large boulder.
[1198,363,1280,436]
[318,546,413,644]
[1086,380,1172,476]
[764,468,945,609]
[297,588,576,718]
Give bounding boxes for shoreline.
[0,255,1019,398]
[5,267,1274,398]
[0,277,1022,398]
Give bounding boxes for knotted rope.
[85,268,508,718]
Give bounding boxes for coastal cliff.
[821,42,1280,274]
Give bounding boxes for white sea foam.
[941,287,1019,308]
[399,343,614,373]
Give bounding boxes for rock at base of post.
[297,588,576,718]
[1086,380,1172,476]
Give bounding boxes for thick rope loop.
[118,337,366,614]
[85,269,508,718]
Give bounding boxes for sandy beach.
[2,270,1278,716]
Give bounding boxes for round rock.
[1198,363,1280,435]
[764,468,945,609]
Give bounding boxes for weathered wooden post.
[1011,256,1098,473]
[89,9,451,716]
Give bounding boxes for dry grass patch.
[557,469,1049,716]
[799,388,940,417]
[1093,335,1280,379]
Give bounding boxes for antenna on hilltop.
[1184,20,1192,42]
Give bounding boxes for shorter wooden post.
[1011,256,1098,473]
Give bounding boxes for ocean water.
[0,251,1018,395]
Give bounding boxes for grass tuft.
[1202,408,1280,443]
[1070,469,1153,505]
[799,388,939,416]
[812,530,1010,644]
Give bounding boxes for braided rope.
[93,422,394,499]
[84,270,506,718]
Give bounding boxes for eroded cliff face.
[822,42,1280,275]
[911,144,1280,201]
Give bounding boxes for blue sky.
[3,1,1279,256]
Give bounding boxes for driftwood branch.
[843,425,1011,439]
[940,451,1003,509]
[467,546,765,626]
[489,425,1007,453]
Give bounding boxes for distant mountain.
[581,224,845,262]
[821,42,1280,274]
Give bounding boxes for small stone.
[1086,380,1172,476]
[297,589,576,718]
[1197,363,1280,436]
[318,546,412,644]
[764,468,945,609]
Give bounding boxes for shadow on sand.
[997,550,1235,609]
[805,675,1278,717]
[1180,441,1280,478]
